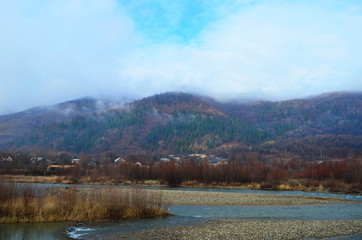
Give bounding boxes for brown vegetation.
[1,150,361,194]
[0,183,168,223]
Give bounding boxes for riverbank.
[118,219,362,240]
[1,174,360,194]
[155,189,354,206]
[1,183,354,224]
[1,183,360,240]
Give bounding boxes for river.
[0,184,361,240]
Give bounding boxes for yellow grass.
[0,183,169,223]
[247,183,261,189]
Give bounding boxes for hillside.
[0,98,113,146]
[0,92,361,160]
[217,92,362,137]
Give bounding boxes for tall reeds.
[0,183,169,223]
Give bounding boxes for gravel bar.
[152,189,354,206]
[119,219,362,240]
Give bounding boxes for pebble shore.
[119,219,362,240]
[116,190,360,239]
[120,219,362,240]
[153,189,354,206]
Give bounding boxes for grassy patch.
[0,183,169,223]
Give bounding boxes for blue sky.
[0,0,362,114]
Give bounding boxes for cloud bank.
[0,0,361,114]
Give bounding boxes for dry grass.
[0,175,61,184]
[0,183,169,223]
[1,175,360,194]
[0,175,162,186]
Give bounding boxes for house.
[208,157,228,166]
[169,155,181,162]
[1,156,13,162]
[134,161,143,167]
[200,154,208,159]
[114,157,126,164]
[71,158,81,165]
[47,165,76,171]
[30,157,45,165]
[188,154,208,159]
[173,157,181,162]
[160,158,170,162]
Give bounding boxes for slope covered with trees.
[0,92,361,160]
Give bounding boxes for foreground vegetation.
[0,183,168,223]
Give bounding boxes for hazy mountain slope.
[0,92,361,159]
[0,98,114,146]
[214,92,362,138]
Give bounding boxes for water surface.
[14,182,362,201]
[1,184,361,239]
[0,222,71,240]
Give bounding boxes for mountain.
[0,92,361,160]
[0,97,113,146]
[214,92,362,160]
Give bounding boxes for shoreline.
[1,180,361,239]
[157,189,355,206]
[1,174,361,195]
[1,178,358,206]
[118,219,362,240]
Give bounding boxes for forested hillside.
[0,92,361,160]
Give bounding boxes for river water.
[0,184,361,240]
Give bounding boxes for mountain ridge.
[0,91,361,160]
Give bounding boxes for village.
[1,150,360,194]
[1,152,229,172]
[46,154,229,171]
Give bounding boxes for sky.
[1,0,362,114]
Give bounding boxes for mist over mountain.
[0,92,361,161]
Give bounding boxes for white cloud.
[0,0,138,113]
[0,0,361,114]
[118,0,362,101]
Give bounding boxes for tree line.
[1,150,361,192]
